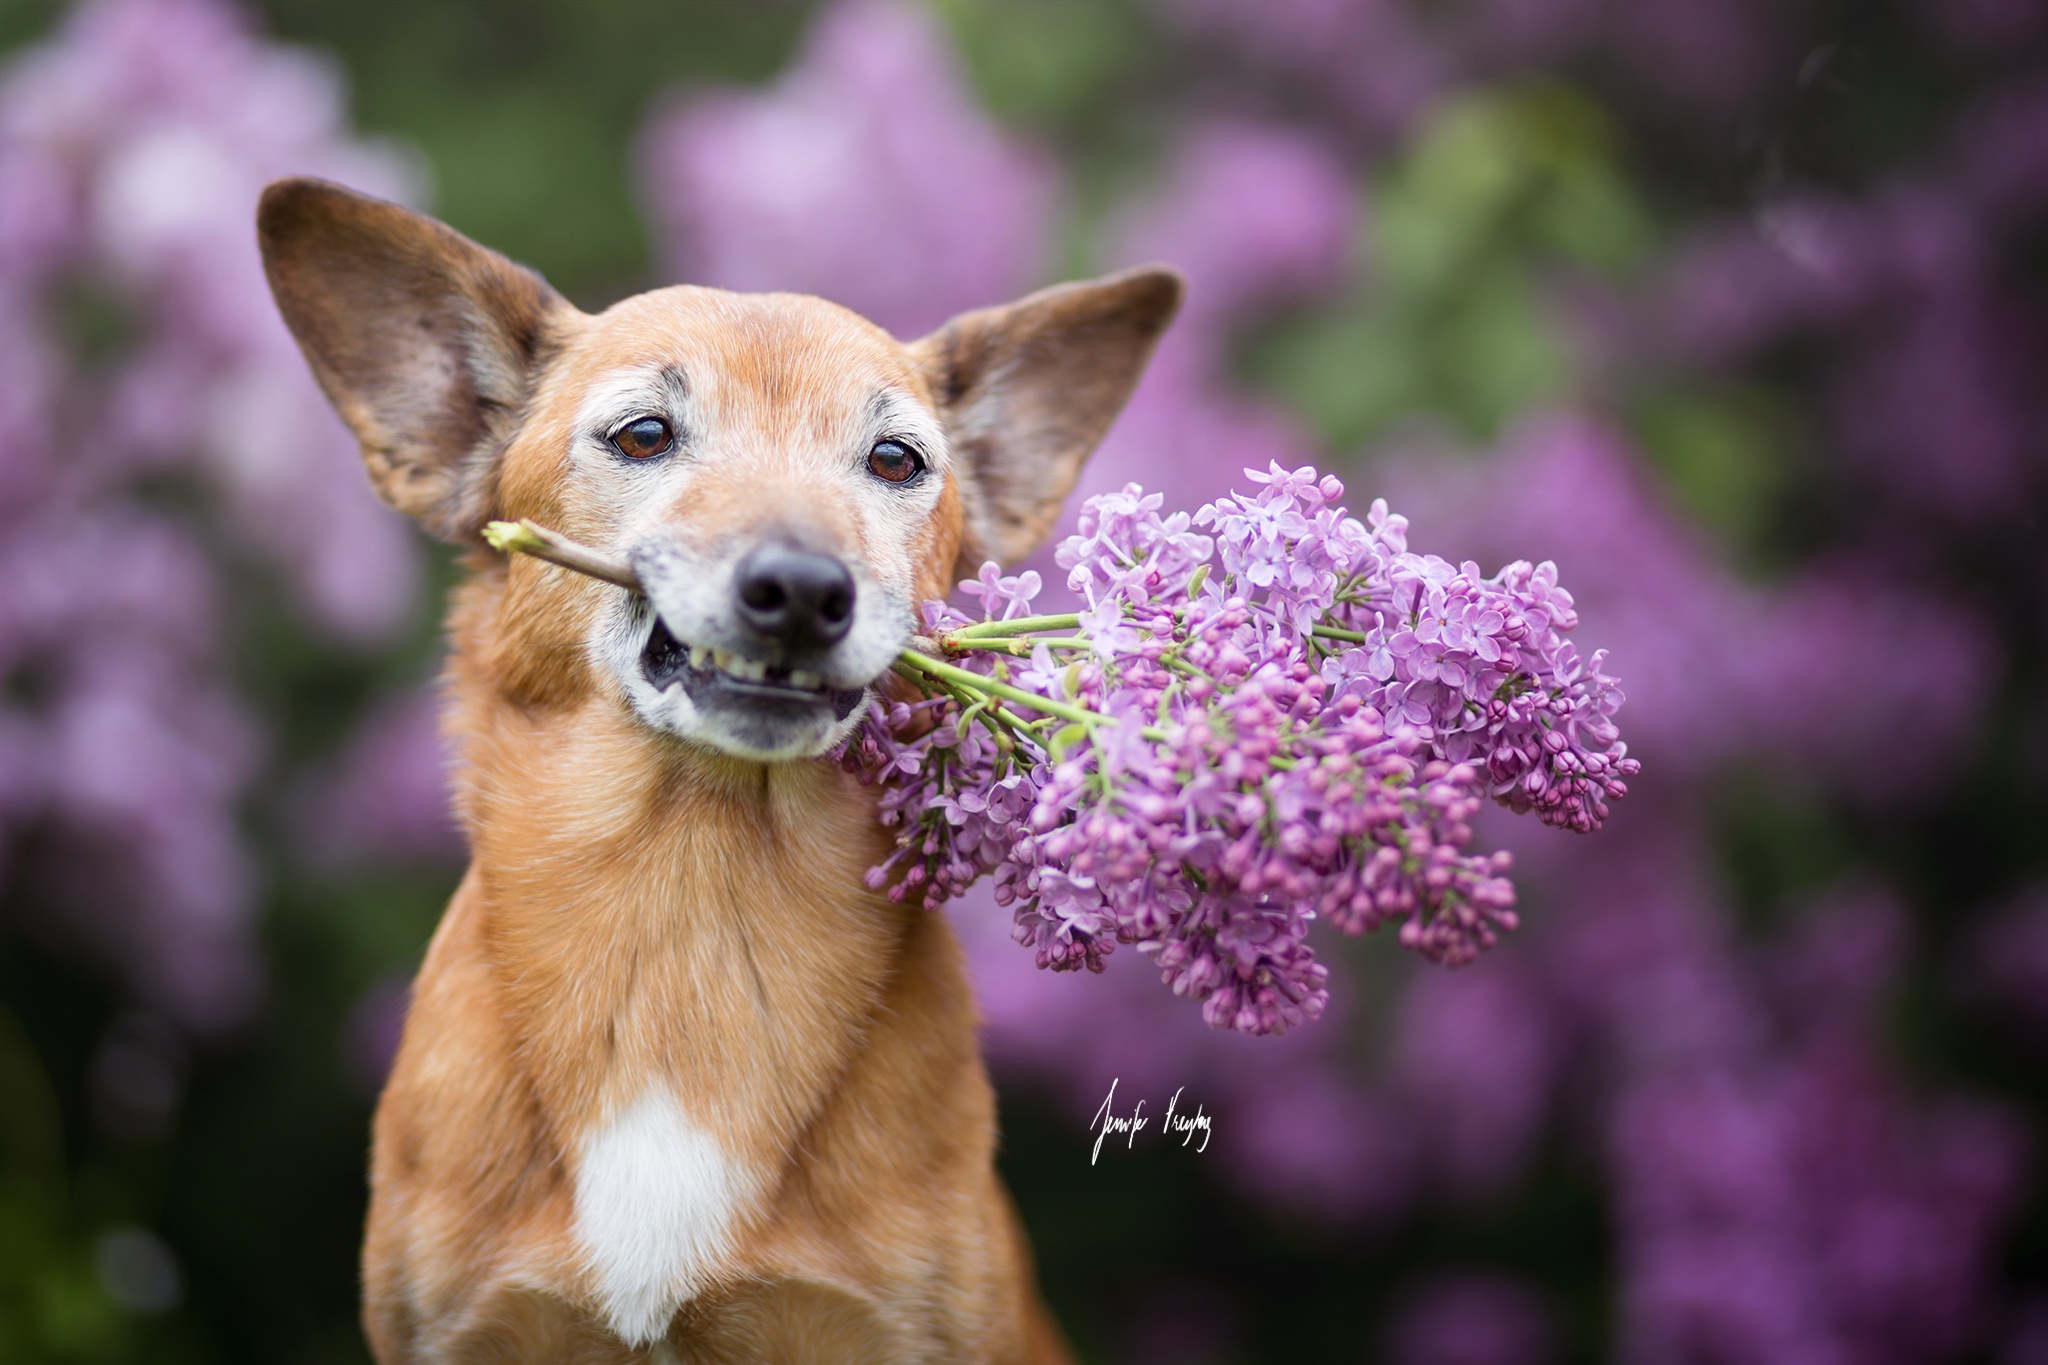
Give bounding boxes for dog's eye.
[867,439,924,485]
[611,417,674,460]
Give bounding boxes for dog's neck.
[442,576,916,1168]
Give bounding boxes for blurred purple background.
[2,0,2045,1360]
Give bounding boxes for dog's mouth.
[641,616,866,720]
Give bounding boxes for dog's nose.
[734,544,855,650]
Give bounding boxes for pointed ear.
[257,177,572,543]
[911,265,1183,567]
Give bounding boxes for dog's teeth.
[789,669,822,690]
[712,648,736,673]
[688,644,710,669]
[739,657,767,681]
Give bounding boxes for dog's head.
[259,178,1179,761]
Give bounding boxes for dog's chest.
[571,1085,748,1347]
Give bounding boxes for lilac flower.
[846,466,1632,1034]
[958,563,1043,621]
[0,0,422,640]
[636,0,1056,339]
[0,0,419,1027]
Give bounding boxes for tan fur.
[259,177,1178,1363]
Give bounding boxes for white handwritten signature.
[1089,1079,1213,1164]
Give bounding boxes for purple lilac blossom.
[0,0,420,1026]
[0,0,422,638]
[635,0,1056,339]
[846,466,1634,1035]
[1379,415,1749,770]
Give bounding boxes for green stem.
[897,650,1101,726]
[944,636,1093,657]
[945,613,1083,641]
[979,697,1043,744]
[483,519,642,592]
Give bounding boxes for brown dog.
[258,177,1179,1362]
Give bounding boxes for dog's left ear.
[911,265,1183,569]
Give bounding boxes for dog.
[259,176,1180,1363]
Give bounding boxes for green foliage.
[1247,83,1654,449]
[931,0,1150,127]
[1629,383,1800,557]
[0,0,62,50]
[0,1004,129,1363]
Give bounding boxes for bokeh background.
[2,0,2046,1360]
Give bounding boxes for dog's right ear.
[258,177,571,543]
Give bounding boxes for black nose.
[734,544,855,650]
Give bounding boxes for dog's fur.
[259,177,1179,1362]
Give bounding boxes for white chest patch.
[573,1087,744,1347]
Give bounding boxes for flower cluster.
[844,464,1636,1035]
[1314,504,1635,835]
[0,0,418,1030]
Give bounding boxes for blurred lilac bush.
[0,0,418,1028]
[636,1,2044,1359]
[638,0,1055,339]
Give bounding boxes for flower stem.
[483,520,642,593]
[897,649,1101,726]
[944,636,1093,656]
[944,614,1082,642]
